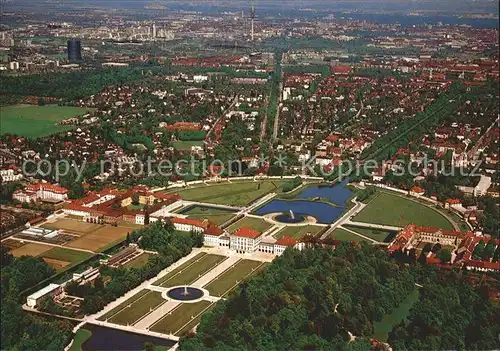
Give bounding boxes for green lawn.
[165,180,287,206]
[158,254,227,288]
[204,260,264,297]
[108,291,165,326]
[97,290,150,321]
[42,247,93,263]
[354,192,454,230]
[343,225,395,242]
[0,104,93,138]
[329,228,368,242]
[181,206,236,225]
[176,304,216,336]
[153,252,207,286]
[227,216,273,234]
[127,203,144,211]
[273,225,324,240]
[173,140,204,150]
[150,301,212,335]
[122,253,151,269]
[374,289,420,341]
[68,329,92,351]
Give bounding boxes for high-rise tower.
[250,0,255,41]
[67,39,82,61]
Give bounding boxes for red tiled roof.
[171,217,209,229]
[410,186,425,193]
[233,227,261,239]
[275,235,297,247]
[27,183,68,194]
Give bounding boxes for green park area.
[68,328,92,351]
[373,289,420,341]
[181,206,236,225]
[97,289,150,321]
[150,301,213,336]
[166,180,287,206]
[172,140,204,150]
[227,216,273,234]
[152,252,207,286]
[329,228,368,242]
[273,225,324,240]
[106,290,165,326]
[156,254,227,287]
[204,260,266,297]
[0,104,93,138]
[343,225,395,242]
[353,192,454,230]
[122,253,151,269]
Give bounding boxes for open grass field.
[181,206,236,225]
[329,228,369,242]
[108,291,165,326]
[42,218,103,234]
[204,260,265,297]
[0,104,93,138]
[374,289,420,341]
[10,242,54,257]
[98,290,150,321]
[353,192,454,230]
[122,253,151,269]
[172,140,204,150]
[165,180,287,206]
[153,252,208,286]
[176,305,215,336]
[343,225,395,242]
[159,254,227,288]
[42,247,93,263]
[274,225,324,240]
[150,301,212,335]
[227,216,273,234]
[68,328,92,351]
[66,225,131,252]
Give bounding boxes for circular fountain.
[165,286,205,302]
[274,210,307,224]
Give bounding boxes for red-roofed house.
[444,198,462,209]
[274,235,298,255]
[14,182,68,203]
[409,186,425,198]
[230,226,262,253]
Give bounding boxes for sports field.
[165,180,287,206]
[273,225,324,240]
[107,291,165,326]
[227,216,273,233]
[180,206,235,225]
[150,301,212,335]
[157,254,227,287]
[329,228,369,242]
[66,225,131,252]
[343,225,395,242]
[0,104,93,138]
[353,192,454,229]
[172,140,204,150]
[10,242,54,257]
[204,260,265,297]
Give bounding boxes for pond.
[82,324,176,351]
[254,179,354,224]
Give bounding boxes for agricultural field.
[9,242,53,257]
[329,228,369,242]
[273,225,324,240]
[157,254,227,288]
[204,260,266,297]
[165,180,287,206]
[353,192,454,230]
[40,247,93,271]
[0,104,93,138]
[122,253,151,269]
[65,225,131,252]
[227,216,273,233]
[42,218,102,234]
[150,301,212,336]
[107,291,165,326]
[180,206,236,225]
[343,225,396,242]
